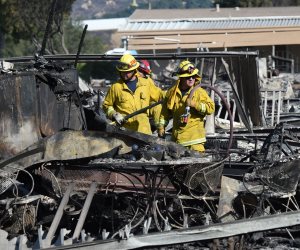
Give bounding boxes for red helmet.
[138,60,151,75]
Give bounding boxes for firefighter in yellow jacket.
[158,60,215,152]
[137,59,165,131]
[102,54,163,135]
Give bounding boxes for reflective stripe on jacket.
[102,76,162,134]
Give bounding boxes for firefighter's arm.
[187,88,215,115]
[102,85,117,119]
[149,78,164,102]
[157,92,172,137]
[158,109,166,138]
[148,79,165,129]
[150,104,162,129]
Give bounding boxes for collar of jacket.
[167,80,199,109]
[120,76,147,91]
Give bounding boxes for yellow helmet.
[116,54,140,72]
[177,60,199,78]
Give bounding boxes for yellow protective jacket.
[148,88,165,128]
[138,75,165,128]
[159,81,215,146]
[102,76,163,134]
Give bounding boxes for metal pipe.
[232,100,236,122]
[40,0,57,56]
[74,25,88,68]
[224,90,230,120]
[205,57,217,135]
[271,91,276,126]
[72,182,97,241]
[1,51,259,63]
[45,183,75,247]
[264,91,267,117]
[97,90,101,113]
[277,90,281,125]
[216,96,222,118]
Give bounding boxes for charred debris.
[0,50,300,250]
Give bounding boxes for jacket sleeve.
[102,85,117,119]
[149,78,164,102]
[195,88,215,115]
[148,79,164,127]
[149,104,162,128]
[158,90,172,128]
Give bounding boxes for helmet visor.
[117,61,132,71]
[116,60,139,72]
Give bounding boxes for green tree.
[239,0,273,7]
[0,0,75,57]
[49,20,106,55]
[216,0,300,7]
[2,19,106,58]
[152,0,183,9]
[272,0,300,5]
[0,0,108,84]
[185,0,213,8]
[102,7,135,18]
[215,0,240,7]
[77,61,118,83]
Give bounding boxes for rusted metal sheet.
[222,56,262,128]
[0,73,40,158]
[0,68,84,160]
[72,210,300,250]
[37,68,84,136]
[35,166,176,193]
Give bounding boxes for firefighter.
[138,59,152,79]
[102,54,162,135]
[158,60,215,152]
[137,59,165,131]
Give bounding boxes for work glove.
[112,112,125,125]
[157,126,165,138]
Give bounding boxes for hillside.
[71,0,209,20]
[71,0,138,20]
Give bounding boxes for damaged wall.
[0,73,40,158]
[0,68,84,159]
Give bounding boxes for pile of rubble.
[1,50,300,249]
